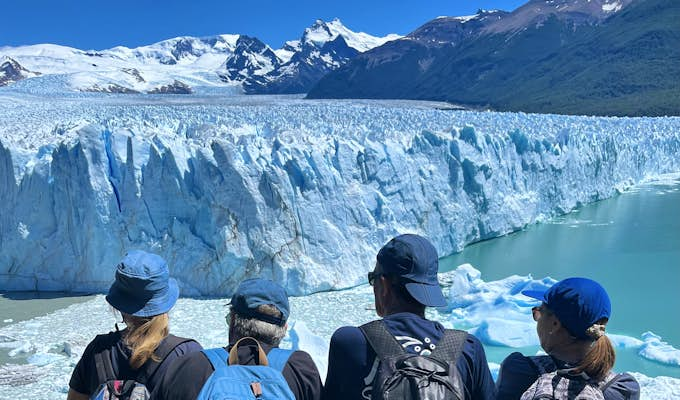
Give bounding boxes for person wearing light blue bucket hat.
[67,250,202,400]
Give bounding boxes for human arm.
[495,352,539,400]
[465,336,497,400]
[323,326,372,400]
[282,350,323,400]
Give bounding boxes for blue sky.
[1,0,527,50]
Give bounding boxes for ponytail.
[122,313,169,369]
[574,319,615,381]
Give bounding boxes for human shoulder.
[603,372,640,400]
[330,325,367,348]
[496,352,543,400]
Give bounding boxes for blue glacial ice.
[1,94,680,296]
[0,264,678,399]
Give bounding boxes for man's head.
[228,278,290,346]
[370,234,446,316]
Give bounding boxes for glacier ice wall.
[1,95,679,295]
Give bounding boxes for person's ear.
[379,275,391,297]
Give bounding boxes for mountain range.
[1,0,677,116]
[0,19,400,94]
[308,0,680,117]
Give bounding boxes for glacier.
[1,92,680,295]
[0,265,678,399]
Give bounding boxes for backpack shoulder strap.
[201,347,230,371]
[598,372,620,392]
[138,335,197,383]
[429,329,467,363]
[94,348,115,384]
[267,348,294,372]
[359,320,405,358]
[92,332,122,384]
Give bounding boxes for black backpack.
[360,320,468,400]
[91,334,193,400]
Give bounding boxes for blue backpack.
[197,337,295,400]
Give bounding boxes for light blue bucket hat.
[106,250,179,317]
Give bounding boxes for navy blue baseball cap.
[376,234,446,307]
[230,278,290,326]
[522,277,611,340]
[106,250,179,318]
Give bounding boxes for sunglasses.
[532,304,552,321]
[368,271,385,286]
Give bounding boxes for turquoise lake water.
[442,177,680,377]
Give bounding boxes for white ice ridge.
[0,266,678,399]
[1,95,680,295]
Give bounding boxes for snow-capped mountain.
[0,57,40,86]
[244,19,401,94]
[218,35,282,82]
[482,0,635,33]
[308,0,679,117]
[0,19,399,95]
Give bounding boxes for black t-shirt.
[153,342,323,400]
[496,352,641,400]
[323,312,496,400]
[69,330,202,395]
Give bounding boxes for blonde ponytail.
[122,313,169,369]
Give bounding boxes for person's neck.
[549,340,591,365]
[382,306,426,318]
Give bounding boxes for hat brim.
[521,289,547,302]
[107,278,179,317]
[405,281,447,307]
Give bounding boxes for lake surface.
[442,176,680,377]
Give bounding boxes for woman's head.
[106,250,179,318]
[524,277,615,380]
[524,277,611,340]
[105,250,178,369]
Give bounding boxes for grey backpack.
[520,356,619,400]
[360,320,467,400]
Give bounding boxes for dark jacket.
[496,352,641,400]
[69,330,202,395]
[323,312,496,400]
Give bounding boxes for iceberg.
[1,94,679,296]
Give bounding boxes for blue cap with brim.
[377,234,447,308]
[106,250,179,318]
[230,278,289,326]
[522,277,611,340]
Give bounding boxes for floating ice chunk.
[630,372,680,400]
[609,333,644,349]
[638,332,680,366]
[282,320,330,381]
[470,318,538,348]
[488,362,501,381]
[3,319,13,323]
[27,352,64,366]
[8,341,33,357]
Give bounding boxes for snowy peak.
[0,57,39,86]
[301,18,401,52]
[484,0,635,33]
[409,9,510,44]
[105,34,240,66]
[220,35,281,81]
